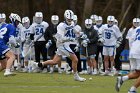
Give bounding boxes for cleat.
[4,72,16,77]
[128,90,137,93]
[100,71,109,76]
[74,76,86,82]
[115,76,123,92]
[42,68,48,73]
[91,71,98,75]
[22,68,28,73]
[58,69,62,74]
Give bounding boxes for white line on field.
[0,85,80,88]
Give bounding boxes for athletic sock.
[122,76,129,81]
[5,69,10,73]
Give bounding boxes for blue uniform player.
[0,13,21,76]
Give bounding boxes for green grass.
[0,72,138,93]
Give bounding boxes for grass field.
[0,72,138,93]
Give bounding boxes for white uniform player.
[21,17,33,72]
[126,18,140,71]
[99,15,122,75]
[115,26,140,93]
[31,10,86,82]
[126,18,140,49]
[30,21,49,42]
[30,12,49,73]
[99,24,122,56]
[11,17,23,71]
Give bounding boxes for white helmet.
[107,15,115,26]
[51,15,59,25]
[22,17,30,28]
[64,10,74,25]
[0,13,6,19]
[90,14,97,24]
[64,10,74,19]
[133,18,140,27]
[0,13,6,23]
[114,19,118,26]
[95,16,103,26]
[9,13,21,22]
[9,13,21,26]
[35,12,43,24]
[85,19,92,29]
[73,15,78,24]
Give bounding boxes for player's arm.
[57,23,74,42]
[8,24,20,47]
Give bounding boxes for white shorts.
[56,44,74,57]
[103,46,116,56]
[129,58,140,70]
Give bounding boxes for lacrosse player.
[94,16,104,74]
[30,12,49,73]
[0,13,21,76]
[21,17,33,72]
[81,19,98,75]
[116,24,140,93]
[98,15,122,75]
[31,10,86,82]
[65,14,82,74]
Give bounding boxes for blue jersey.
[0,23,16,58]
[0,23,16,44]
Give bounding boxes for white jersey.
[30,21,49,41]
[99,24,122,46]
[21,26,32,45]
[94,25,103,31]
[56,21,75,47]
[69,24,81,45]
[126,27,135,48]
[15,23,23,43]
[129,26,140,59]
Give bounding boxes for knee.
[10,54,15,60]
[52,60,59,65]
[73,58,78,64]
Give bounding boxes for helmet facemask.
[51,15,59,25]
[85,19,92,29]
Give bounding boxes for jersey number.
[35,28,43,35]
[65,29,75,38]
[105,32,111,39]
[135,29,140,40]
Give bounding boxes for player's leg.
[128,59,140,93]
[86,58,92,74]
[109,47,116,71]
[102,47,109,75]
[69,53,86,82]
[104,55,109,75]
[0,58,7,71]
[22,46,29,72]
[91,56,98,75]
[115,58,139,92]
[31,54,62,70]
[4,50,16,76]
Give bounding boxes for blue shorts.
[0,41,10,59]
